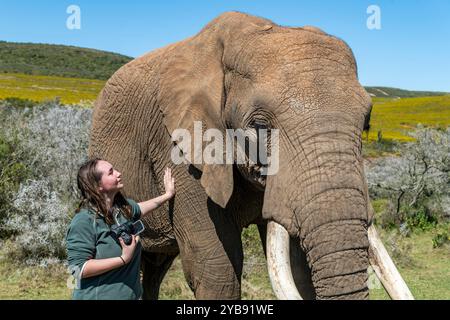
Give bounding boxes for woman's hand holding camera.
[80,235,140,278]
[119,235,140,264]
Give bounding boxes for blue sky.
[1,0,449,91]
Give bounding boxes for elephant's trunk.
[263,112,412,299]
[299,143,369,299]
[263,121,371,299]
[266,186,371,299]
[295,182,370,299]
[264,122,414,299]
[266,178,371,299]
[303,219,370,299]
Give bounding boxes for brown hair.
[76,158,132,225]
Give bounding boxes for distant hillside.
[365,86,449,98]
[1,41,449,98]
[0,41,132,80]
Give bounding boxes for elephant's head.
[159,12,413,299]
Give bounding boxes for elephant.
[89,11,413,300]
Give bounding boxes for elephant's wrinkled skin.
[89,12,403,300]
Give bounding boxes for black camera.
[111,220,145,245]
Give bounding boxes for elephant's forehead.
[240,31,356,74]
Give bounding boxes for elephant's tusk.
[367,224,414,300]
[266,221,303,300]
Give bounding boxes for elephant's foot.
[141,252,178,300]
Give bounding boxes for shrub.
[19,102,92,197]
[6,180,70,265]
[405,207,438,231]
[432,224,450,248]
[366,127,450,230]
[1,97,39,108]
[1,102,92,265]
[0,105,31,238]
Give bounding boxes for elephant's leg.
[174,198,244,300]
[141,252,178,300]
[185,231,244,299]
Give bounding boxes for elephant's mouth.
[266,220,415,300]
[235,126,275,190]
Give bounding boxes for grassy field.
[1,73,449,143]
[368,96,450,142]
[0,255,71,300]
[1,222,448,300]
[0,73,105,105]
[368,228,450,300]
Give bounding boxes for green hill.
[0,41,448,100]
[365,86,449,98]
[0,41,132,80]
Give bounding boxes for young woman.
[66,158,175,300]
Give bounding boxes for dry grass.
[1,223,448,300]
[0,257,71,299]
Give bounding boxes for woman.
[66,158,175,300]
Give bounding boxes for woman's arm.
[81,256,125,278]
[81,235,139,279]
[138,168,175,218]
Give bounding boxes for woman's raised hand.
[163,167,175,198]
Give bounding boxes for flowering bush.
[6,180,69,265]
[21,102,92,197]
[1,101,92,265]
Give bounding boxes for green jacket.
[66,198,142,300]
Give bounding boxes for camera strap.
[112,206,121,226]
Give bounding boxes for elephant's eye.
[251,119,268,130]
[363,104,372,132]
[248,119,273,167]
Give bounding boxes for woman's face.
[96,160,123,195]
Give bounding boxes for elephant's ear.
[158,34,233,208]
